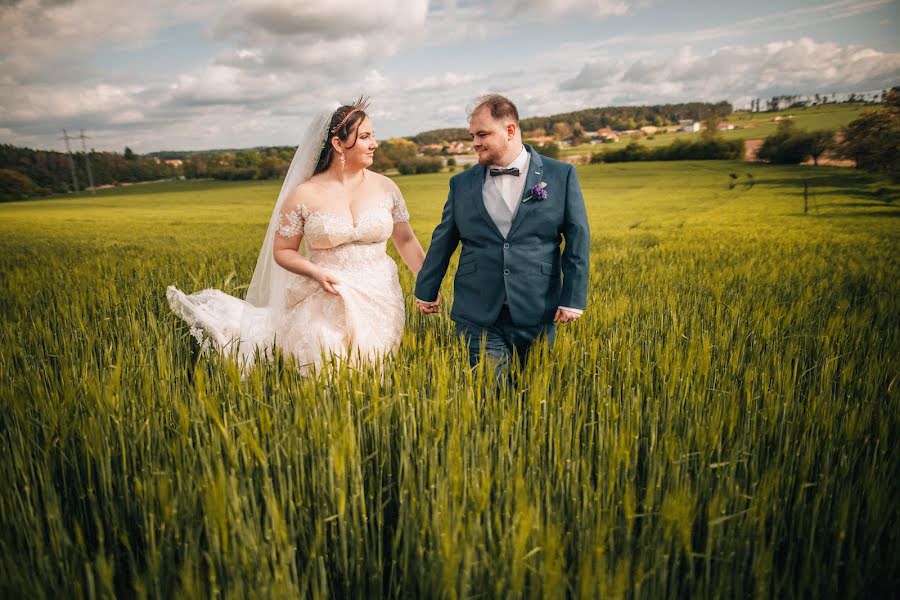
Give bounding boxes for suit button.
[503,269,510,275]
[503,243,510,249]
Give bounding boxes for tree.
[123,147,136,160]
[807,131,835,166]
[836,91,900,178]
[257,155,288,179]
[756,121,816,164]
[702,115,721,139]
[0,168,35,201]
[571,124,590,146]
[371,137,418,172]
[532,141,560,159]
[551,122,572,140]
[234,150,260,169]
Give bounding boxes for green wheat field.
[1,161,898,598]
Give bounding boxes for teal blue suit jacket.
[415,145,590,327]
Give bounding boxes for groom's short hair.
[469,94,519,124]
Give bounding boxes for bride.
[167,98,428,371]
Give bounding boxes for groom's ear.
[506,122,518,140]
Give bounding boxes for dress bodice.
[277,191,409,250]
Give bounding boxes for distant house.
[445,141,471,154]
[527,135,556,145]
[639,126,658,135]
[596,128,620,142]
[679,120,701,133]
[164,159,184,167]
[717,123,735,131]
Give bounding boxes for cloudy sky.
[1,0,898,153]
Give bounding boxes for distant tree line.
[410,102,734,144]
[521,101,733,134]
[370,138,442,175]
[0,145,178,201]
[409,128,470,146]
[177,147,295,181]
[749,89,889,112]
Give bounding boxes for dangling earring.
[339,153,346,171]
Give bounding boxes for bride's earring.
[339,152,346,171]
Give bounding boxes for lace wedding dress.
[166,190,410,372]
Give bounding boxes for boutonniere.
[523,181,548,202]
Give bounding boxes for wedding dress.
[166,109,409,372]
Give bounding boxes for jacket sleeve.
[414,178,460,303]
[559,165,590,310]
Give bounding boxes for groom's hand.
[416,295,441,314]
[554,308,581,324]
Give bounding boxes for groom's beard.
[476,148,502,166]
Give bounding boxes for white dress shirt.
[490,146,531,216]
[489,146,584,317]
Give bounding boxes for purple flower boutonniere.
[523,181,548,203]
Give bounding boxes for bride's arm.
[272,198,341,295]
[391,222,426,276]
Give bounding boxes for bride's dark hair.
[314,96,370,174]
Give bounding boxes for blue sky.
[1,0,897,153]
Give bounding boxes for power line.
[79,130,95,194]
[60,129,79,193]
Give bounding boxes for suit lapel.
[469,163,505,239]
[506,145,544,240]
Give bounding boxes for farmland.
[1,161,897,597]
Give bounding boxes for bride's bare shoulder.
[287,176,325,209]
[366,170,401,195]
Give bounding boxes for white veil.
[166,108,334,367]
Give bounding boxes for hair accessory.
[331,107,362,134]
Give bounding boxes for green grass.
[561,103,873,157]
[1,162,898,598]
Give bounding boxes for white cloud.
[1,0,898,152]
[561,39,900,104]
[0,82,145,124]
[216,0,428,37]
[0,0,221,83]
[211,0,427,72]
[496,0,632,17]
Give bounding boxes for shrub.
[592,138,742,164]
[396,157,443,175]
[756,125,817,164]
[532,141,561,159]
[209,167,257,180]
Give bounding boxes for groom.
[415,94,590,370]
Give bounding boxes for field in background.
[1,162,897,597]
[559,103,872,158]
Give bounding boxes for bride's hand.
[314,268,342,295]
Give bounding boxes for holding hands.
[554,308,581,324]
[416,295,441,314]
